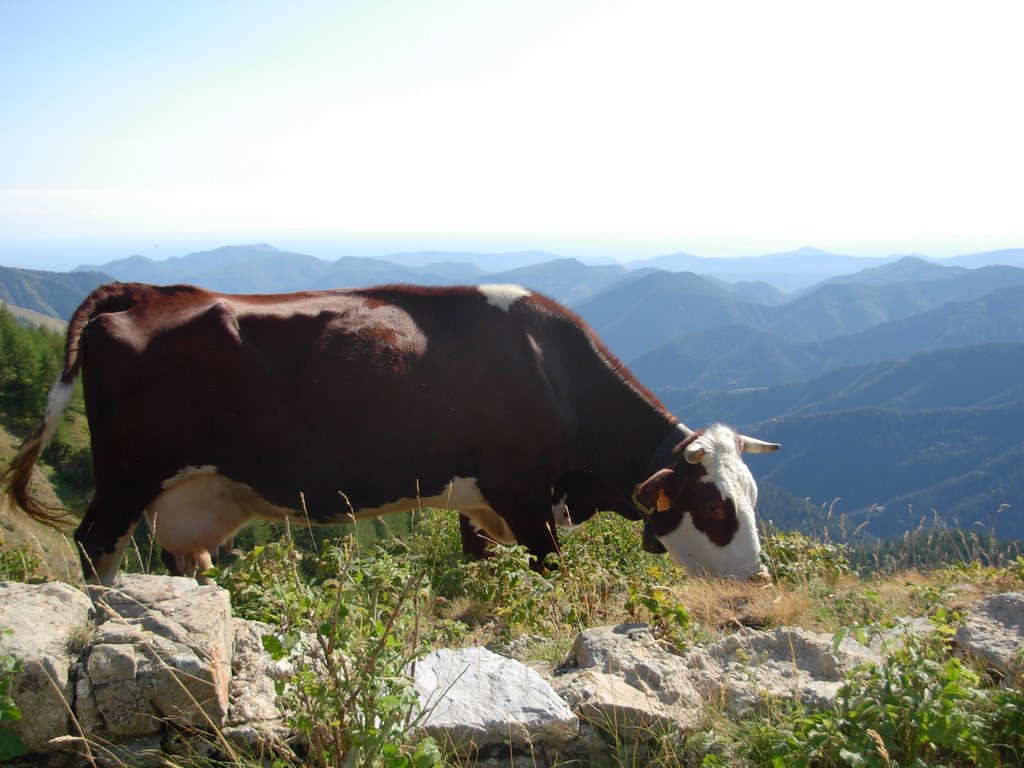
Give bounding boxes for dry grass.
[1,424,81,581]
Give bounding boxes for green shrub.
[764,530,851,584]
[0,651,27,765]
[463,542,555,638]
[219,533,442,768]
[625,583,691,649]
[767,628,1023,768]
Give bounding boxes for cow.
[1,281,779,586]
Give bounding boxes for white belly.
[147,469,516,552]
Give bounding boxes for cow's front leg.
[459,513,493,559]
[498,495,560,572]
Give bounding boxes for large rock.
[955,592,1024,676]
[0,580,94,752]
[414,646,578,755]
[77,574,235,742]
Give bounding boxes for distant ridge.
[943,248,1024,269]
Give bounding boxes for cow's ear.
[636,468,678,511]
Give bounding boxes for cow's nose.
[749,570,772,586]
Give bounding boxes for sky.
[2,0,1023,271]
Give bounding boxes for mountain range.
[2,242,1023,541]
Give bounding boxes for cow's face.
[635,424,778,580]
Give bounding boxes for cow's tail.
[1,282,141,525]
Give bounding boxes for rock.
[222,618,292,749]
[0,580,94,752]
[414,646,578,755]
[955,592,1024,676]
[79,574,235,740]
[557,622,883,731]
[691,626,880,716]
[554,624,705,735]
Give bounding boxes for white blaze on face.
[657,424,767,579]
[478,284,531,311]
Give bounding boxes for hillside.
[628,247,892,291]
[0,422,80,580]
[635,289,1024,390]
[0,300,67,332]
[763,265,1024,343]
[0,266,110,320]
[653,344,1024,538]
[755,401,1024,539]
[5,490,1024,767]
[659,343,1024,424]
[574,271,770,358]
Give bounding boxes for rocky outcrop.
[2,579,1023,766]
[553,623,705,735]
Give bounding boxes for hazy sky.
[2,0,1023,269]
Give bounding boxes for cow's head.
[633,424,778,580]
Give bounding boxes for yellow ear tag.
[656,489,671,513]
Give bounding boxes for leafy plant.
[0,652,27,766]
[462,542,554,639]
[625,583,692,649]
[220,532,441,768]
[768,627,1020,768]
[763,529,851,584]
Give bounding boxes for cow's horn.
[739,435,780,454]
[683,444,705,464]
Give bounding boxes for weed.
[625,584,691,650]
[0,538,42,583]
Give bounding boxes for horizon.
[3,2,1023,270]
[3,235,1024,274]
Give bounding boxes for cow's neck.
[580,388,679,494]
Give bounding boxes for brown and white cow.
[2,281,778,586]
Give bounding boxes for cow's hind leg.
[75,495,145,587]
